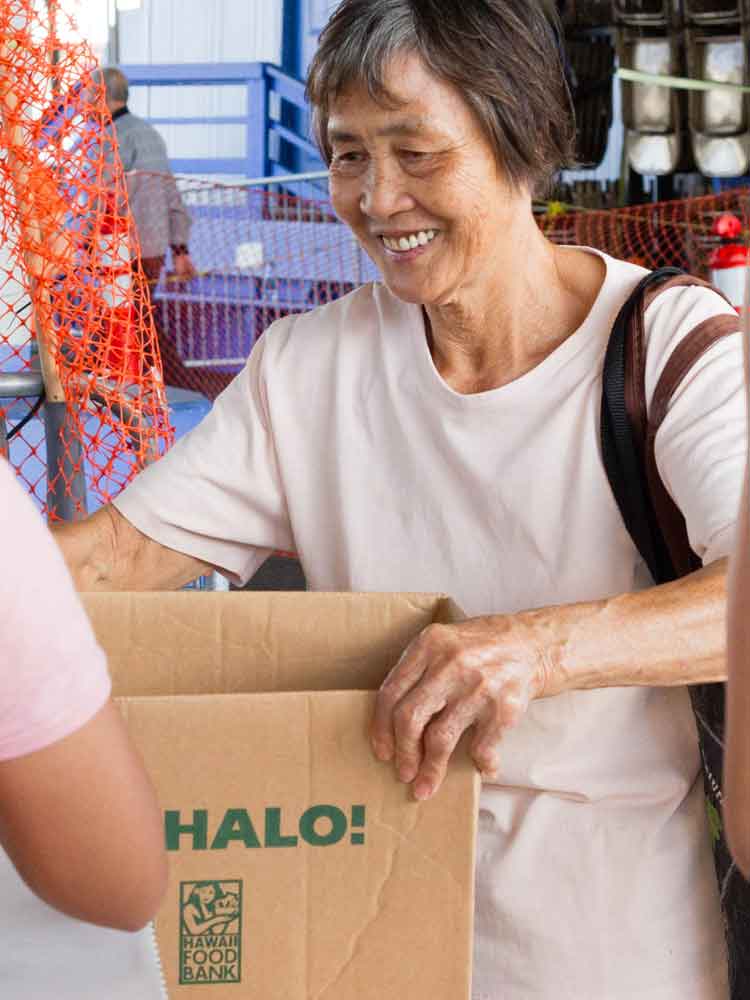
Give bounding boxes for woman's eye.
[331,151,364,167]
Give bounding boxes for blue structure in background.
[119,61,325,181]
[118,1,337,181]
[118,19,381,375]
[283,0,334,81]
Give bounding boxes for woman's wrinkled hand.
[370,614,559,800]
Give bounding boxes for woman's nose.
[359,161,414,220]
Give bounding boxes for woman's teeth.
[382,230,437,252]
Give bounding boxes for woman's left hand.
[370,614,560,800]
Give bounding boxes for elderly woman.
[56,1,745,997]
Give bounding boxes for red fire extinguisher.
[707,213,748,313]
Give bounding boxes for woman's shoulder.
[641,275,738,353]
[644,284,742,398]
[584,247,738,348]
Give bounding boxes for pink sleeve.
[0,460,111,761]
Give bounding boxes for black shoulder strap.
[600,267,683,585]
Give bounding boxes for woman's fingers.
[372,619,541,798]
[412,699,482,800]
[392,688,449,784]
[370,639,430,762]
[471,692,528,777]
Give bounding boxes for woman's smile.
[379,229,440,259]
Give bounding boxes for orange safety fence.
[0,0,171,520]
[538,188,750,279]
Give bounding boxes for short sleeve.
[644,286,746,565]
[0,460,111,761]
[114,327,295,585]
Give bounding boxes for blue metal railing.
[119,62,326,183]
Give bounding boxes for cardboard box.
[83,592,479,999]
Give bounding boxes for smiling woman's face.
[327,51,531,308]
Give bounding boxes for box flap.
[83,592,464,697]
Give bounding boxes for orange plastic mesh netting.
[0,0,171,520]
[538,188,750,279]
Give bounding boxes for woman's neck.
[423,227,605,395]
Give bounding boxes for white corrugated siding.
[117,0,282,65]
[117,0,282,172]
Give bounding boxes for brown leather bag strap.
[640,273,726,311]
[626,279,740,577]
[649,314,741,429]
[622,275,730,467]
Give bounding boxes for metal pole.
[43,400,88,519]
[0,409,7,460]
[107,0,120,65]
[0,372,45,399]
[168,170,330,190]
[0,368,87,520]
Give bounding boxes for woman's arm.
[371,557,729,800]
[540,555,728,693]
[53,503,212,591]
[0,699,167,931]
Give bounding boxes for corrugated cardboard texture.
[119,691,477,999]
[83,592,477,998]
[82,591,463,697]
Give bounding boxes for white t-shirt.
[116,249,746,999]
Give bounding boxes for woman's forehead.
[328,73,471,141]
[331,52,456,112]
[327,112,433,144]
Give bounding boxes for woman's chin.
[381,276,439,306]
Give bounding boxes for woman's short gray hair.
[306,0,575,194]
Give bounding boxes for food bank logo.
[179,880,242,985]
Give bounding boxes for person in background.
[0,456,167,931]
[98,66,233,399]
[726,322,750,876]
[99,66,197,285]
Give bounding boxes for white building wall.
[116,0,283,174]
[117,0,282,66]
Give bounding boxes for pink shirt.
[0,459,110,761]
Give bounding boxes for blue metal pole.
[282,0,303,81]
[247,64,269,178]
[281,0,305,174]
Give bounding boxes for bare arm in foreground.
[372,558,729,800]
[53,504,212,591]
[726,477,750,874]
[0,700,167,930]
[0,463,168,929]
